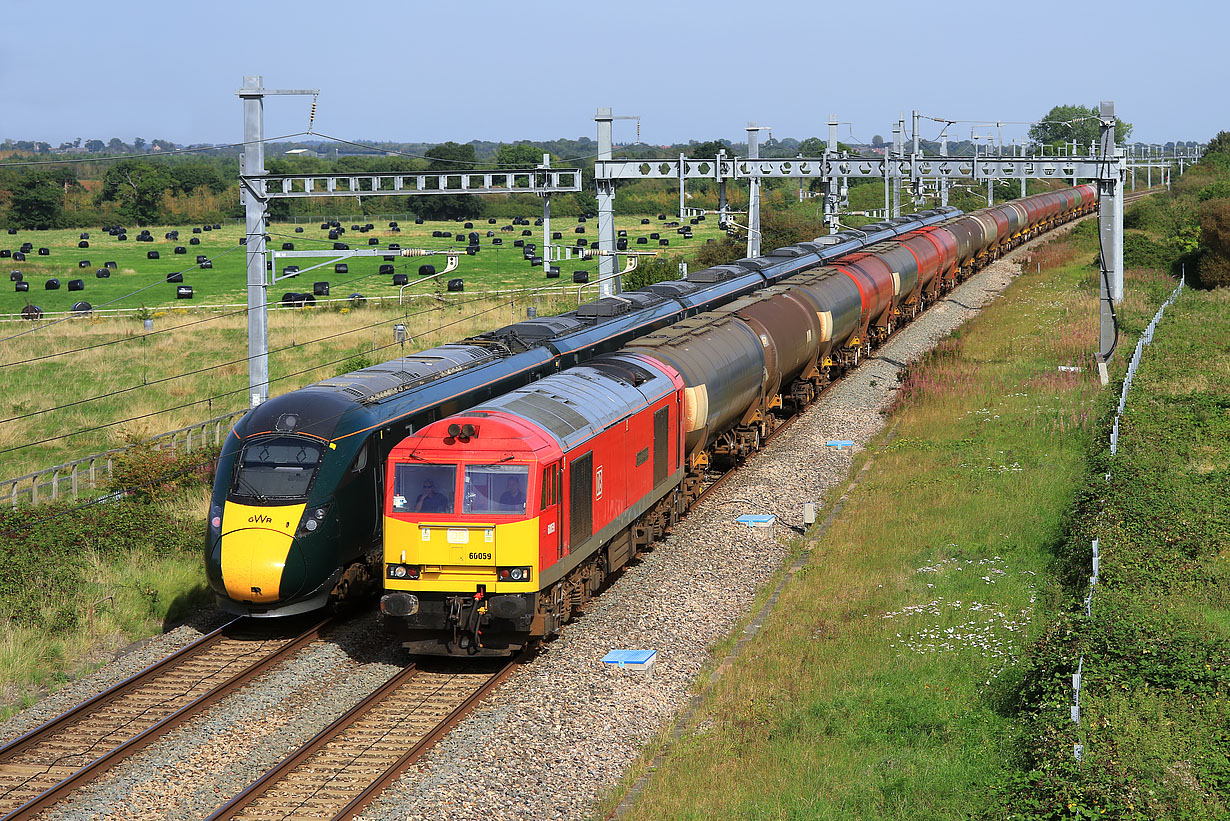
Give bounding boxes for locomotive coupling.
[380,592,420,617]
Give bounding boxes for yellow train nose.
[220,527,299,603]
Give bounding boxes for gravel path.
[0,232,1062,821]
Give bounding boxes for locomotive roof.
[467,354,676,451]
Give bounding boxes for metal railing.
[5,409,247,508]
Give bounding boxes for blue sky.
[2,0,1221,150]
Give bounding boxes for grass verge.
[605,225,1183,818]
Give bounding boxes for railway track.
[208,655,520,820]
[0,615,337,820]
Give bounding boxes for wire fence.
[4,409,247,508]
[1071,275,1185,761]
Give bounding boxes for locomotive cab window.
[464,464,530,515]
[392,464,456,514]
[231,436,323,501]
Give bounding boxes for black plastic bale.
[383,255,394,262]
[545,267,560,279]
[164,232,176,239]
[13,252,26,261]
[514,239,525,248]
[329,230,340,240]
[20,243,32,252]
[690,218,699,225]
[486,231,494,237]
[466,246,478,256]
[281,292,300,305]
[393,274,408,285]
[677,227,688,234]
[166,272,183,283]
[379,264,395,275]
[351,225,361,231]
[213,223,221,230]
[7,228,17,235]
[21,304,41,319]
[15,281,28,292]
[285,265,300,275]
[617,238,627,250]
[68,279,84,291]
[295,226,304,233]
[617,230,627,237]
[390,227,401,233]
[177,286,194,299]
[650,233,660,239]
[464,222,473,229]
[10,270,21,281]
[189,237,200,245]
[696,215,706,221]
[203,224,213,231]
[522,229,533,236]
[637,237,648,244]
[314,281,330,296]
[196,255,208,263]
[578,216,587,223]
[349,293,366,307]
[455,234,466,242]
[492,238,503,245]
[335,263,348,273]
[80,232,89,239]
[78,240,89,248]
[468,232,479,241]
[37,248,49,256]
[660,239,670,246]
[148,250,160,259]
[192,227,202,233]
[389,221,398,228]
[576,239,589,247]
[575,226,585,233]
[0,250,8,258]
[530,256,543,266]
[389,243,401,250]
[201,261,213,269]
[46,278,60,289]
[415,218,424,224]
[96,268,109,278]
[552,232,562,240]
[282,242,295,250]
[419,264,436,277]
[641,218,650,224]
[447,278,464,292]
[364,223,373,230]
[368,237,379,245]
[175,246,187,254]
[105,261,117,269]
[658,213,666,220]
[72,301,91,314]
[334,242,348,250]
[78,260,90,268]
[488,218,497,224]
[320,222,331,230]
[572,271,589,283]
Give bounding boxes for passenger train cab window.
[231,436,323,501]
[392,464,456,514]
[464,464,530,515]
[541,464,558,508]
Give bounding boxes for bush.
[1196,199,1230,288]
[624,254,683,291]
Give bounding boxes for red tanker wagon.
[380,353,685,653]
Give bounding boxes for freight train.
[377,186,1098,652]
[206,206,978,617]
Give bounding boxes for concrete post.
[240,76,269,407]
[596,108,619,297]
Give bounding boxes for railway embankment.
[605,221,1224,818]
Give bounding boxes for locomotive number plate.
[447,529,470,544]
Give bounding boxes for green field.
[1,213,724,317]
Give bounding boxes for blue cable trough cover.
[826,440,855,449]
[602,649,657,671]
[736,514,776,528]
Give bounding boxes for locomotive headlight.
[208,502,223,534]
[498,566,532,582]
[295,504,331,538]
[386,564,421,580]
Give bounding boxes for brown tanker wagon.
[712,287,824,406]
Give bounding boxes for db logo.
[595,466,604,500]
[248,514,273,524]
